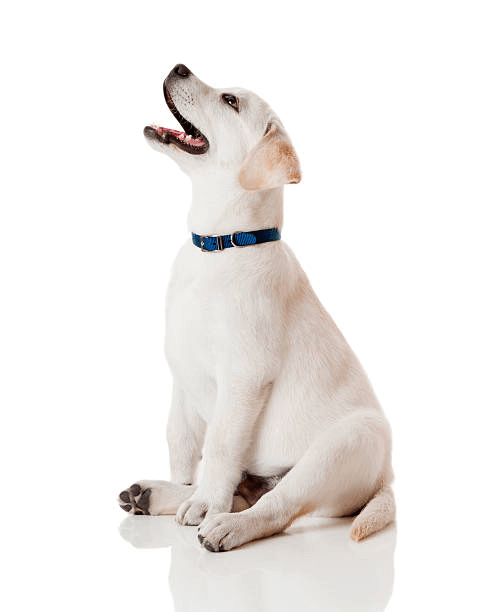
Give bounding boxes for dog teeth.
[186,135,192,141]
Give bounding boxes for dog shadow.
[119,515,396,612]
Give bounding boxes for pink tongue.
[155,126,204,146]
[156,127,183,137]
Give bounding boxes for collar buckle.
[200,234,224,252]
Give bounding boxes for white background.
[1,1,502,610]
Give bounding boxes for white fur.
[120,66,395,550]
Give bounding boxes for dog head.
[144,64,301,191]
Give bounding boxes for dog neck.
[187,170,284,236]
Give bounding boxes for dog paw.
[197,513,248,552]
[175,498,208,525]
[118,483,152,515]
[175,495,230,526]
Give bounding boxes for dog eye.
[222,94,239,112]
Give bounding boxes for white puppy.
[119,64,395,552]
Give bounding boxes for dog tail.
[350,485,396,542]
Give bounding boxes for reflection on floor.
[120,515,396,612]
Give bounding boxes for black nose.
[174,63,190,77]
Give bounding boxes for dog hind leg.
[118,481,196,515]
[117,473,276,516]
[198,410,393,551]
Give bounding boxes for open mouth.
[144,87,209,155]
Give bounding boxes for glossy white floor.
[119,515,396,612]
[6,486,501,612]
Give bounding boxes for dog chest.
[165,283,219,383]
[163,246,232,397]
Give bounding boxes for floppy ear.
[238,120,301,191]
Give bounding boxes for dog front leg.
[175,381,272,526]
[118,384,206,516]
[167,384,206,485]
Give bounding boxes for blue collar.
[191,228,281,252]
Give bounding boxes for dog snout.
[164,64,192,100]
[164,64,191,104]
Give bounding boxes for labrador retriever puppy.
[118,64,395,552]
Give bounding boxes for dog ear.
[238,120,301,191]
